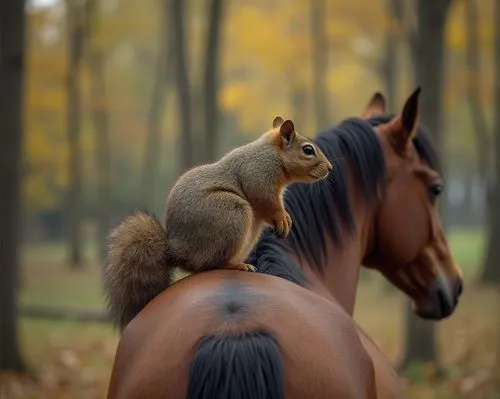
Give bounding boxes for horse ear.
[279,119,296,146]
[362,92,386,119]
[272,116,284,128]
[386,87,421,150]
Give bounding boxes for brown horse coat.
[106,90,462,399]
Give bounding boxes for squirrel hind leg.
[221,262,257,272]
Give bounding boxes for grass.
[20,263,104,309]
[448,227,486,275]
[4,226,499,398]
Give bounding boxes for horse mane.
[247,115,440,287]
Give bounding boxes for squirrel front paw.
[274,211,292,239]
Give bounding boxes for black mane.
[246,115,440,287]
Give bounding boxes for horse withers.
[105,88,462,399]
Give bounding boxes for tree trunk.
[481,0,500,284]
[0,0,27,372]
[88,50,110,261]
[400,0,451,370]
[169,0,194,173]
[310,0,329,131]
[400,302,440,372]
[496,286,500,388]
[203,0,225,163]
[381,0,403,114]
[465,0,491,181]
[141,2,173,207]
[380,0,404,295]
[86,0,111,261]
[415,0,451,152]
[66,0,85,268]
[288,66,309,132]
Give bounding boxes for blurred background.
[1,0,499,398]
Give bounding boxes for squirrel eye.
[302,144,315,156]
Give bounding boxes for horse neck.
[297,173,377,316]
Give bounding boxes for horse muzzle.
[414,274,463,320]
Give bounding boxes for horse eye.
[302,144,315,156]
[429,183,443,198]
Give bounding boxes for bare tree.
[65,0,86,268]
[85,0,111,260]
[496,286,500,388]
[414,1,452,149]
[400,0,452,371]
[287,80,308,133]
[381,0,404,113]
[465,0,491,182]
[482,0,500,284]
[310,0,329,131]
[203,0,225,162]
[0,0,27,372]
[141,0,174,206]
[169,0,227,170]
[169,0,194,173]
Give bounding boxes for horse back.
[107,270,377,399]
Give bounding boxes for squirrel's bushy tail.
[103,210,171,330]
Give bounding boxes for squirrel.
[103,116,333,329]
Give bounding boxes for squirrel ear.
[279,120,296,146]
[272,116,284,128]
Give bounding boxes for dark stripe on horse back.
[217,280,254,321]
[187,330,285,399]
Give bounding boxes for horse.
[105,88,463,399]
[245,89,463,397]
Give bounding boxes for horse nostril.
[436,288,453,318]
[454,279,463,298]
[437,290,453,317]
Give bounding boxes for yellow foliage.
[23,0,167,213]
[22,0,498,214]
[24,174,58,212]
[24,124,68,211]
[446,3,466,51]
[220,0,389,135]
[220,82,251,112]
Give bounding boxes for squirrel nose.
[327,163,333,172]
